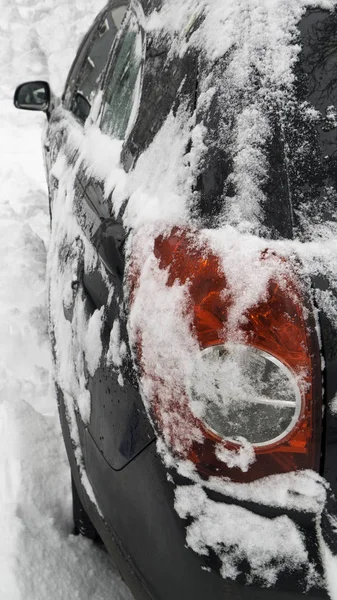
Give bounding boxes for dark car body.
[14,1,337,599]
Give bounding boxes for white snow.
[0,0,134,598]
[321,542,337,600]
[175,484,312,587]
[107,319,127,368]
[215,438,256,473]
[84,306,105,377]
[2,0,337,597]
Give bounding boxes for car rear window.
[287,8,337,234]
[100,12,144,140]
[192,9,337,239]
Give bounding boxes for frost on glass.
[101,15,143,140]
[189,344,301,445]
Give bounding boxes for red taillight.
[132,227,322,482]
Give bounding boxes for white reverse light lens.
[189,344,302,447]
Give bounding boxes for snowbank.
[0,0,133,598]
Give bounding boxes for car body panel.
[57,379,329,600]
[46,107,155,470]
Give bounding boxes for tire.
[72,476,101,542]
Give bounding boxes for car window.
[100,11,144,140]
[284,8,337,230]
[62,14,101,108]
[64,4,129,124]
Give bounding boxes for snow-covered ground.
[0,1,133,598]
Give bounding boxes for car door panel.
[66,156,155,469]
[44,2,154,472]
[48,120,155,470]
[47,126,154,471]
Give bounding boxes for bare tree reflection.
[299,8,337,107]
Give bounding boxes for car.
[14,0,337,599]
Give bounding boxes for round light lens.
[189,344,302,447]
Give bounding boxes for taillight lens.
[132,227,322,482]
[189,344,302,447]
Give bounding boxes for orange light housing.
[134,227,322,482]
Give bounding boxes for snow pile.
[0,0,134,598]
[0,0,105,99]
[0,114,133,600]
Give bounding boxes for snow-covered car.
[14,0,337,598]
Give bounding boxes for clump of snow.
[228,106,271,230]
[80,125,125,195]
[161,444,328,514]
[48,154,89,423]
[125,108,194,230]
[84,306,105,377]
[77,388,92,426]
[321,543,337,600]
[107,319,127,386]
[107,319,127,368]
[215,438,256,472]
[326,106,337,128]
[175,484,310,586]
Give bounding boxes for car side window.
[100,11,144,140]
[64,4,129,124]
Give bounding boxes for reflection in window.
[70,5,128,124]
[286,8,337,231]
[71,92,91,123]
[100,15,143,140]
[111,7,128,29]
[299,9,337,111]
[99,18,110,38]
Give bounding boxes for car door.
[48,1,154,478]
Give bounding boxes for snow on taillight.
[129,227,322,482]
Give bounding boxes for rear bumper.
[85,434,330,600]
[57,385,332,600]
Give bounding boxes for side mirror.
[14,81,50,112]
